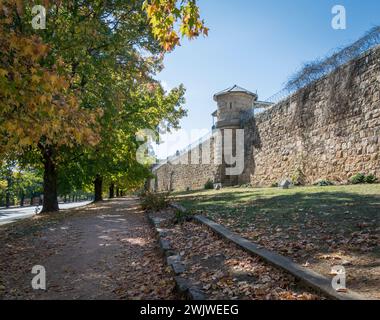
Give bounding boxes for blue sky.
[154,0,380,159]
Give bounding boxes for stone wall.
[152,46,380,191]
[245,45,380,186]
[152,137,221,192]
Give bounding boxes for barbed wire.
[241,26,380,123]
[285,26,380,92]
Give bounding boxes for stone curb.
[146,212,206,300]
[169,204,367,300]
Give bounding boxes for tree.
[0,0,207,212]
[0,160,43,207]
[13,167,43,206]
[0,160,15,208]
[0,1,100,212]
[90,84,187,202]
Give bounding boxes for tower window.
[230,102,233,109]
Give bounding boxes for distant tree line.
[0,161,94,208]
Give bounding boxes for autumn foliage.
[0,1,100,155]
[0,0,207,212]
[144,0,208,51]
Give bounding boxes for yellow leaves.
[4,122,17,132]
[19,136,32,146]
[15,126,24,136]
[49,73,58,85]
[36,42,49,57]
[0,179,7,190]
[72,130,81,141]
[162,31,180,51]
[82,128,99,146]
[0,68,8,77]
[68,95,77,108]
[6,31,48,65]
[8,34,19,50]
[144,3,154,17]
[22,43,35,57]
[2,17,13,24]
[31,74,41,83]
[50,119,61,132]
[39,94,49,104]
[144,0,208,51]
[0,3,108,158]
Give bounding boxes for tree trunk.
[94,175,103,202]
[5,176,11,208]
[109,183,115,199]
[5,192,10,209]
[20,193,25,207]
[116,187,120,197]
[41,146,59,213]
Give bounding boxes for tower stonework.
[213,85,258,130]
[212,85,258,186]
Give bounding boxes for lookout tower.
[210,85,258,186]
[212,85,258,129]
[211,85,273,187]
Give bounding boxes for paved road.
[0,201,92,225]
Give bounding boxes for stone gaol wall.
[243,45,380,186]
[151,137,221,192]
[152,46,380,191]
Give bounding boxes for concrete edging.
[146,212,206,300]
[170,204,366,300]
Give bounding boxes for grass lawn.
[173,184,380,299]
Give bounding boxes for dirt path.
[0,198,175,300]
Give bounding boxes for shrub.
[204,179,214,190]
[364,174,377,184]
[350,173,365,184]
[271,182,278,188]
[291,168,305,186]
[242,183,252,188]
[140,192,170,211]
[314,179,334,187]
[174,209,194,224]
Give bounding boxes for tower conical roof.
[213,85,257,101]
